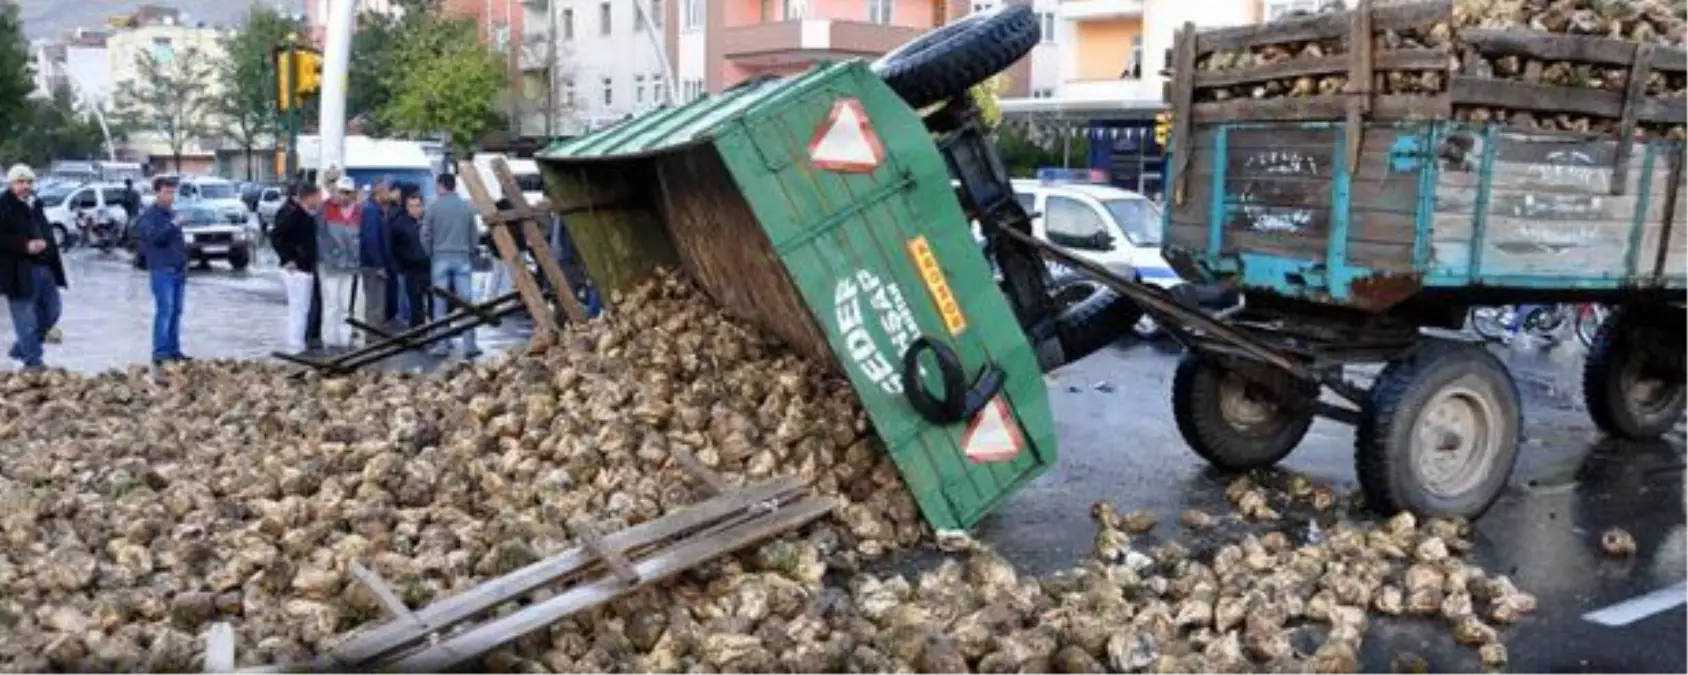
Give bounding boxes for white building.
[28,30,112,107]
[522,0,672,137]
[106,6,232,173]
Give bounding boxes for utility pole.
[545,0,557,137]
[319,0,356,185]
[630,0,677,104]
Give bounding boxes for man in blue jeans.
[136,176,190,365]
[0,164,67,370]
[422,173,481,357]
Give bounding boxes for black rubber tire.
[1050,279,1143,364]
[1172,353,1318,471]
[228,248,252,271]
[1582,306,1686,440]
[1356,340,1521,519]
[871,5,1040,110]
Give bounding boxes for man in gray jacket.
[422,173,482,357]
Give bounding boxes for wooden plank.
[1437,164,1650,193]
[1610,43,1656,196]
[1195,1,1451,54]
[1194,48,1449,88]
[669,447,731,495]
[1459,29,1688,74]
[1171,22,1198,206]
[1650,152,1685,277]
[576,523,640,586]
[1434,185,1669,223]
[384,497,839,672]
[1191,94,1451,124]
[323,477,805,666]
[489,157,589,324]
[1447,76,1607,119]
[349,562,424,627]
[1428,212,1634,276]
[1344,0,1376,176]
[1188,173,1423,216]
[457,160,557,341]
[1218,229,1413,271]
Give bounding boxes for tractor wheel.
[1583,305,1686,440]
[1172,353,1318,472]
[872,5,1040,110]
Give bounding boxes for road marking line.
[1582,582,1688,627]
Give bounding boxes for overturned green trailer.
[534,60,1057,534]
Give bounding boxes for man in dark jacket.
[386,185,431,329]
[358,176,396,327]
[271,181,323,353]
[137,176,190,365]
[0,164,67,370]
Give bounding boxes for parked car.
[256,185,286,229]
[128,202,255,270]
[39,182,132,248]
[238,182,267,212]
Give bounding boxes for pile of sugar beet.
[0,273,1538,673]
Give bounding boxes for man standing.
[271,181,324,354]
[0,165,66,370]
[136,176,190,365]
[317,176,363,347]
[359,176,396,328]
[423,173,481,357]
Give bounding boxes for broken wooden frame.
[272,289,537,375]
[456,158,590,345]
[1167,0,1688,195]
[203,449,835,673]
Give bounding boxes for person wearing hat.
[316,175,364,347]
[0,164,68,370]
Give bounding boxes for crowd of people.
[0,162,561,370]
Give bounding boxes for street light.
[57,69,117,162]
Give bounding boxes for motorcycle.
[71,208,124,252]
[1573,303,1610,348]
[1468,304,1573,343]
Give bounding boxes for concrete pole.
[318,0,356,185]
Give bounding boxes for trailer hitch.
[900,336,1007,425]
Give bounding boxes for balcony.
[719,20,924,66]
[1060,0,1145,21]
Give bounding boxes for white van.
[1007,177,1179,289]
[470,154,545,205]
[296,135,436,202]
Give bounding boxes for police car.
[1007,169,1179,289]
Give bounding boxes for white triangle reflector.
[808,98,885,173]
[962,395,1026,463]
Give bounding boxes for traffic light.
[275,48,294,111]
[295,49,324,98]
[1154,110,1173,149]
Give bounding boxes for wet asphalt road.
[6,250,1685,672]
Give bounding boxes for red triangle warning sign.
[962,395,1026,464]
[808,98,886,173]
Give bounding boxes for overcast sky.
[16,0,302,38]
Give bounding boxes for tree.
[0,83,108,167]
[0,0,33,141]
[970,74,1007,130]
[213,6,297,180]
[114,47,215,172]
[347,0,445,135]
[378,17,507,153]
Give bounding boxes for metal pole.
[546,0,557,136]
[319,0,356,184]
[286,42,300,179]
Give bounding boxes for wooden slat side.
[1647,152,1686,278]
[1449,76,1687,125]
[1459,29,1688,74]
[1194,48,1449,88]
[1221,229,1413,272]
[1191,95,1451,124]
[1610,43,1656,196]
[1171,23,1198,206]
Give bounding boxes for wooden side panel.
[1170,125,1420,272]
[1639,156,1687,278]
[1431,132,1670,280]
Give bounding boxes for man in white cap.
[0,164,68,370]
[316,174,364,347]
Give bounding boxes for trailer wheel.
[1356,341,1521,519]
[1172,353,1317,471]
[871,5,1040,110]
[1583,306,1686,440]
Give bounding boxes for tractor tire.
[1582,306,1686,440]
[1172,352,1318,472]
[1049,278,1142,365]
[872,5,1040,110]
[1356,340,1521,519]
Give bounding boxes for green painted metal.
[1466,125,1499,279]
[537,61,1057,533]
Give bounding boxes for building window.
[600,2,612,34]
[562,9,574,40]
[868,0,891,24]
[651,75,665,103]
[563,79,576,106]
[603,77,613,106]
[150,36,175,62]
[650,0,664,29]
[971,1,994,14]
[684,0,704,29]
[1265,0,1318,20]
[1040,12,1055,41]
[635,75,646,104]
[932,0,946,25]
[1127,35,1143,78]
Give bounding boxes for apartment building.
[107,6,231,173]
[516,0,672,137]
